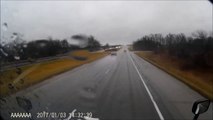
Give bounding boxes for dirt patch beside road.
[0,50,107,97]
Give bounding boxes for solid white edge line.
[128,53,165,120]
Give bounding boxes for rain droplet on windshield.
[16,68,22,75]
[23,44,28,48]
[2,22,8,31]
[0,41,5,47]
[0,48,8,57]
[14,56,20,60]
[39,42,46,47]
[13,32,18,35]
[16,96,32,112]
[11,35,17,41]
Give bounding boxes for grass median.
[135,51,213,100]
[0,50,107,97]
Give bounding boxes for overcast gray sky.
[1,0,212,45]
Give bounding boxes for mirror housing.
[192,99,210,115]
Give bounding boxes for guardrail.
[0,52,70,72]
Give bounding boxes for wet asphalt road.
[0,47,212,120]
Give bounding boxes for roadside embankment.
[135,51,213,100]
[0,50,107,97]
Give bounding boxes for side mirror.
[192,99,210,120]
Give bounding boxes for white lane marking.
[128,53,165,120]
[105,69,110,74]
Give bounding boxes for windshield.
[0,0,212,120]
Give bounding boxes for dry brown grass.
[0,50,107,97]
[135,51,213,100]
[71,50,90,57]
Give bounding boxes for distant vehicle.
[110,52,117,56]
[104,45,121,52]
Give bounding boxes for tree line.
[0,34,101,63]
[133,30,213,69]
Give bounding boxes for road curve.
[0,47,212,120]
